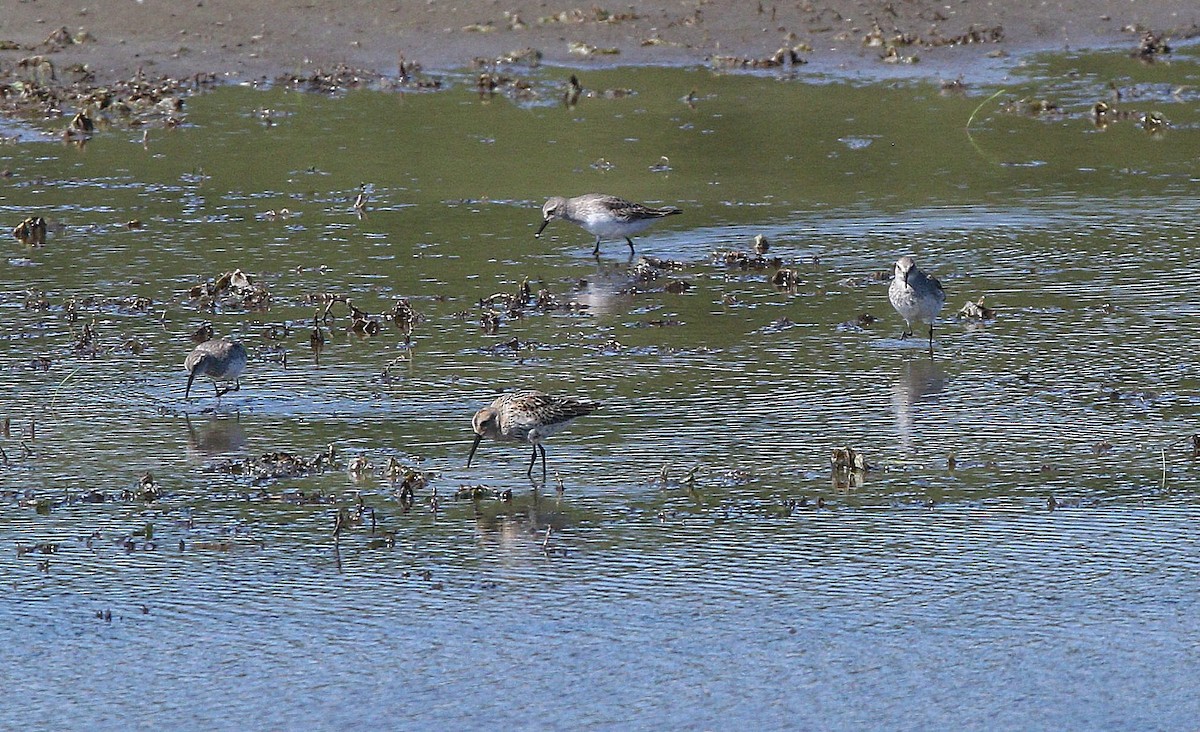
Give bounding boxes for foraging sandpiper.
[467,390,600,479]
[185,337,248,400]
[535,194,681,256]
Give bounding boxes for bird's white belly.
[581,215,653,239]
[524,421,570,443]
[890,286,941,324]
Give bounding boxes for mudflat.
[1,0,1197,85]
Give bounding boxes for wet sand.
[1,0,1197,86]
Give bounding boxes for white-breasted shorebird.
[467,390,600,479]
[535,193,681,256]
[185,337,247,400]
[888,255,946,350]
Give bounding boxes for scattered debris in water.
[132,472,162,501]
[65,109,93,138]
[958,297,996,320]
[538,7,639,24]
[11,216,48,246]
[568,42,620,57]
[346,300,382,336]
[999,97,1063,116]
[390,55,442,90]
[831,446,871,473]
[771,268,802,289]
[348,453,371,479]
[940,77,967,95]
[650,463,700,490]
[454,484,513,501]
[277,64,379,93]
[564,74,583,106]
[881,46,918,64]
[481,308,501,334]
[206,445,339,485]
[389,298,422,343]
[190,322,215,343]
[864,22,1002,52]
[189,269,270,312]
[1091,101,1134,128]
[711,46,806,69]
[476,71,535,101]
[836,313,877,332]
[558,73,635,107]
[1133,30,1171,61]
[16,541,59,557]
[1141,111,1168,133]
[1,62,209,135]
[711,248,781,270]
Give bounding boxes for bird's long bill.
[466,433,483,468]
[534,217,550,238]
[185,369,197,399]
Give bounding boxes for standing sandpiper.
[467,390,600,479]
[535,194,682,256]
[185,337,248,400]
[888,255,946,350]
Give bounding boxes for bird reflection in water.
[472,490,571,556]
[571,270,635,317]
[185,414,247,460]
[891,357,947,452]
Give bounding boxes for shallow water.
[2,46,1200,729]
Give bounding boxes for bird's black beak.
[185,369,197,399]
[534,217,550,238]
[466,433,483,467]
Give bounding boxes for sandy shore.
[1,0,1197,87]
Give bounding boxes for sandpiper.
[467,390,600,479]
[185,337,248,399]
[888,255,946,350]
[535,194,682,256]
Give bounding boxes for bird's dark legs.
[525,443,548,480]
[593,237,601,257]
[928,324,935,355]
[214,379,241,398]
[625,237,635,254]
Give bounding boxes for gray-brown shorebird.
[467,390,600,479]
[535,193,681,256]
[888,255,946,350]
[185,337,247,399]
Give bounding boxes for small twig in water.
[1156,434,1197,492]
[50,367,83,409]
[965,88,1006,164]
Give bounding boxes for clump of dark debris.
[189,269,270,312]
[711,46,807,70]
[0,55,212,133]
[205,445,340,484]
